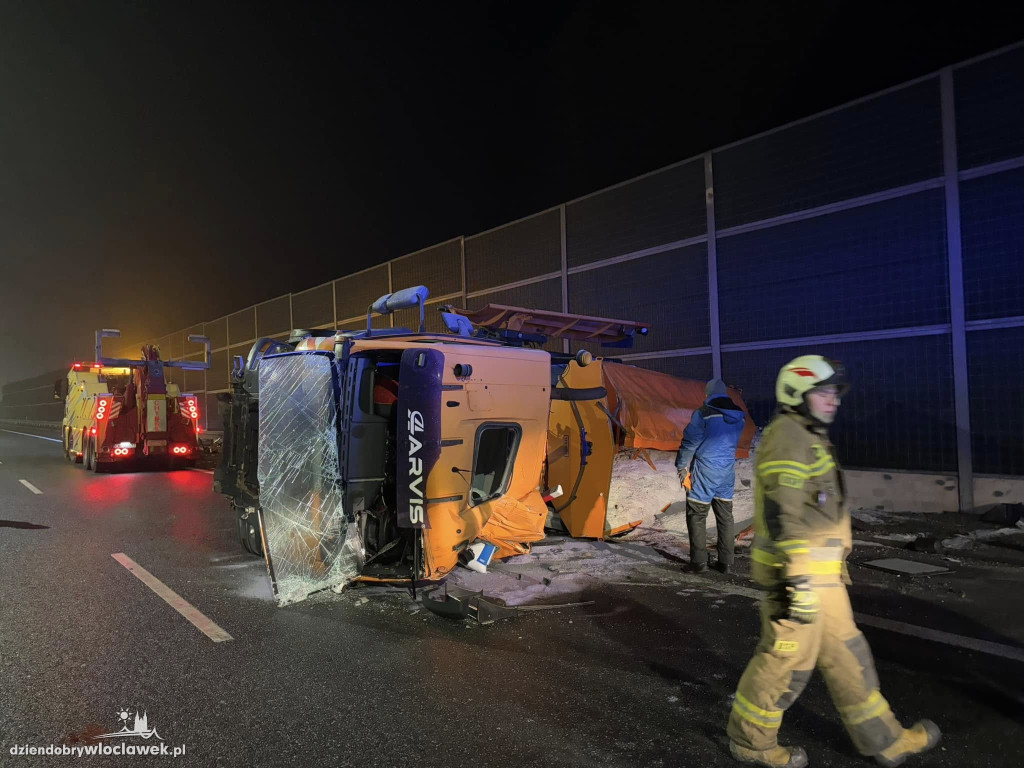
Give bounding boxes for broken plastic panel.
[258,352,364,605]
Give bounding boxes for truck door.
[257,351,364,604]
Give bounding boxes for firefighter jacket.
[674,395,746,504]
[751,408,851,588]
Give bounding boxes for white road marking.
[853,613,1024,664]
[700,580,1024,664]
[111,553,233,643]
[188,468,214,475]
[19,479,43,495]
[0,429,62,443]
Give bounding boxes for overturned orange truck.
[218,285,753,603]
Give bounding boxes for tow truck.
[55,329,211,471]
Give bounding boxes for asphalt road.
[1,426,1022,768]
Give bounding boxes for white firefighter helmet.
[776,355,849,406]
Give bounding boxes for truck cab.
[248,286,650,603]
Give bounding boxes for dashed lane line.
[0,429,62,443]
[19,479,43,495]
[699,580,1024,664]
[112,553,233,642]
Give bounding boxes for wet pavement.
[1,426,1023,767]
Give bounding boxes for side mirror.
[54,379,67,401]
[367,285,429,336]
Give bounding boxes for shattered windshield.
[258,353,363,604]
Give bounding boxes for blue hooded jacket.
[675,387,746,504]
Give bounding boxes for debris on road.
[979,503,1024,526]
[421,583,592,625]
[862,558,952,576]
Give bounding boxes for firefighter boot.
[874,720,941,767]
[729,741,809,768]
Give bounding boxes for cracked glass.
[258,353,363,604]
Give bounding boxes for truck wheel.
[84,438,94,471]
[64,429,72,461]
[238,514,263,556]
[237,515,252,553]
[91,440,104,473]
[247,521,264,557]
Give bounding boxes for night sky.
[1,1,1022,384]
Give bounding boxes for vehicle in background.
[55,330,210,472]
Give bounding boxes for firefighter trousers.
[727,583,903,756]
[686,498,734,567]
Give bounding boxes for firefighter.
[727,356,941,768]
[675,378,746,573]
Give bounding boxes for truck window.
[470,424,521,506]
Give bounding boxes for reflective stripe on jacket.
[751,409,851,587]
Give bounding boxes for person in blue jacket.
[675,378,746,574]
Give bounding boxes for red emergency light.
[172,445,190,455]
[90,427,97,435]
[94,396,110,421]
[73,363,82,369]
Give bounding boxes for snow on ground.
[870,533,922,543]
[850,508,926,526]
[447,451,757,607]
[450,537,683,606]
[601,450,754,560]
[851,509,889,525]
[941,525,1024,550]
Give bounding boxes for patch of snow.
[941,527,1024,550]
[449,536,693,607]
[851,509,887,525]
[871,533,921,543]
[597,450,753,560]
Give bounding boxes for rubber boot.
[875,720,941,767]
[729,741,809,768]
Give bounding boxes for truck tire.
[91,440,104,473]
[84,438,94,471]
[237,516,252,554]
[64,429,72,461]
[238,514,263,557]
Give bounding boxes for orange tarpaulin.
[601,362,756,458]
